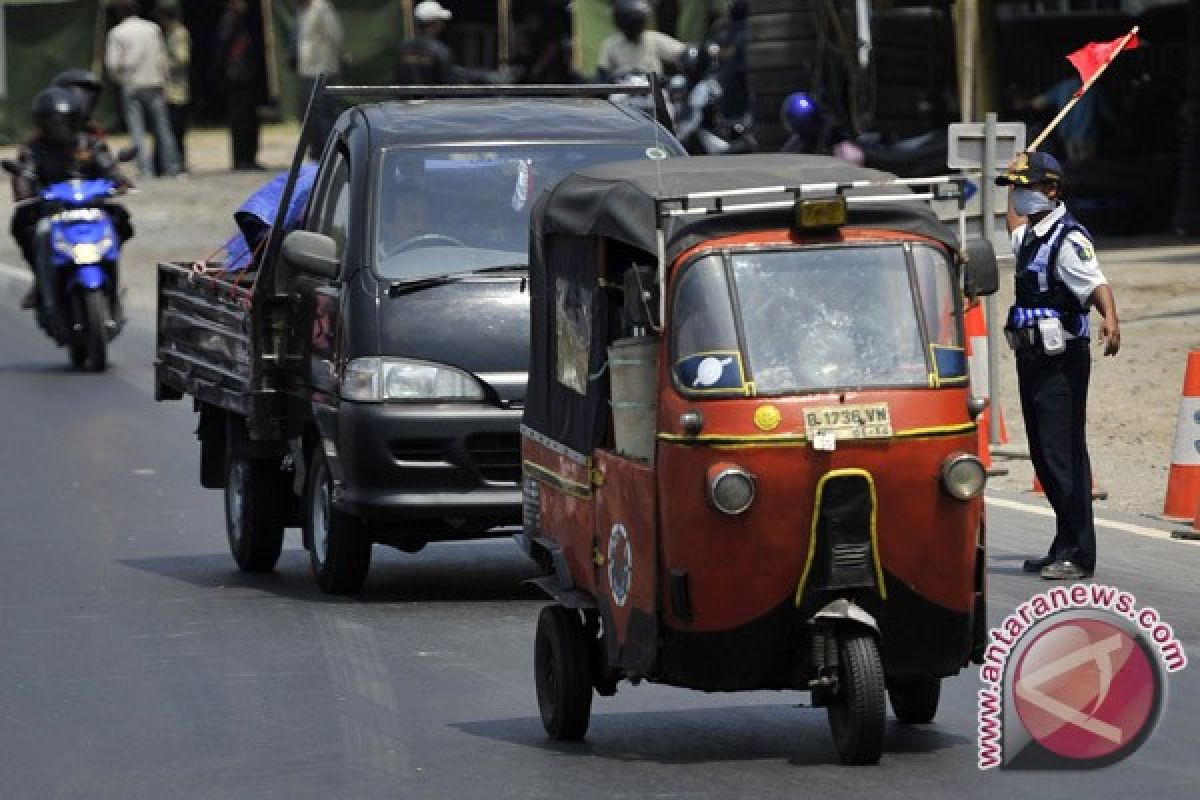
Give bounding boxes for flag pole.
[1028,25,1139,152]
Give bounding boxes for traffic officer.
[998,151,1120,581]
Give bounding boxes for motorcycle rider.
[596,0,685,81]
[51,68,105,137]
[9,88,132,310]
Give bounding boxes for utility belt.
[1005,317,1081,355]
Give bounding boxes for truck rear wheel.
[224,449,287,572]
[305,451,371,595]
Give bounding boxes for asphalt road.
[0,282,1197,800]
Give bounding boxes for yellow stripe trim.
[523,460,592,499]
[658,422,976,447]
[795,468,887,606]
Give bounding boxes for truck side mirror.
[282,230,340,280]
[962,238,999,298]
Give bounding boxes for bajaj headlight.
[941,453,986,500]
[340,357,485,403]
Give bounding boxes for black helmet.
[614,0,650,37]
[32,87,82,145]
[51,68,102,122]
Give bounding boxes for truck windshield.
[672,245,960,395]
[375,143,668,280]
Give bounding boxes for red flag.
[1067,32,1140,86]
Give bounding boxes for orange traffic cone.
[1164,351,1200,521]
[1171,498,1200,541]
[963,302,1009,469]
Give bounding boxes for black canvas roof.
[532,153,959,262]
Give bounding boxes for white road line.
[987,495,1200,545]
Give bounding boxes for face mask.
[1012,187,1056,216]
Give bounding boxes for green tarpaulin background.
[1,0,102,144]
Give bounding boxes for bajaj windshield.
[671,246,939,395]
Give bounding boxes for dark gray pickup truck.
[155,84,684,593]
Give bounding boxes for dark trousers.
[1016,339,1097,570]
[168,103,189,171]
[226,81,260,169]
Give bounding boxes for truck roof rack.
[320,83,655,99]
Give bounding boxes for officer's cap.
[995,151,1063,187]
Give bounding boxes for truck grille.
[467,433,521,484]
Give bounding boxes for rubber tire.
[826,629,886,765]
[888,678,941,725]
[82,290,109,372]
[68,343,87,369]
[534,605,593,741]
[305,450,371,595]
[224,449,287,572]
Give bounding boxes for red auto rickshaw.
[518,154,997,765]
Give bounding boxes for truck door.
[296,147,352,409]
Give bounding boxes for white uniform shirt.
[297,0,345,78]
[597,30,686,77]
[105,16,169,90]
[1010,202,1107,308]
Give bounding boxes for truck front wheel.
[304,451,371,595]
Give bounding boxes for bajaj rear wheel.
[82,290,109,372]
[888,678,941,724]
[534,604,593,740]
[827,629,886,765]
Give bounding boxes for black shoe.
[1040,560,1093,581]
[1023,555,1055,573]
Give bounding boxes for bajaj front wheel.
[304,451,371,595]
[82,290,109,371]
[534,604,593,741]
[826,629,886,765]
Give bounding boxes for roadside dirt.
[2,125,1198,520]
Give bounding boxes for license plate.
[803,403,893,440]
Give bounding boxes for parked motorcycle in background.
[670,43,756,155]
[2,161,132,371]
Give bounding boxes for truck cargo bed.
[155,262,254,416]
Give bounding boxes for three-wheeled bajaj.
[518,154,998,764]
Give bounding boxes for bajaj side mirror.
[962,238,999,298]
[116,145,139,163]
[282,230,340,280]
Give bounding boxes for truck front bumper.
[330,401,523,527]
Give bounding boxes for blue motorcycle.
[4,166,129,370]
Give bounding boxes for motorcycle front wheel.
[77,290,109,372]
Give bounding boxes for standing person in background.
[394,1,459,85]
[214,0,263,171]
[295,0,345,159]
[104,0,181,178]
[160,3,191,173]
[595,0,685,81]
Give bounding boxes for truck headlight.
[707,464,756,515]
[341,357,485,403]
[941,453,986,500]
